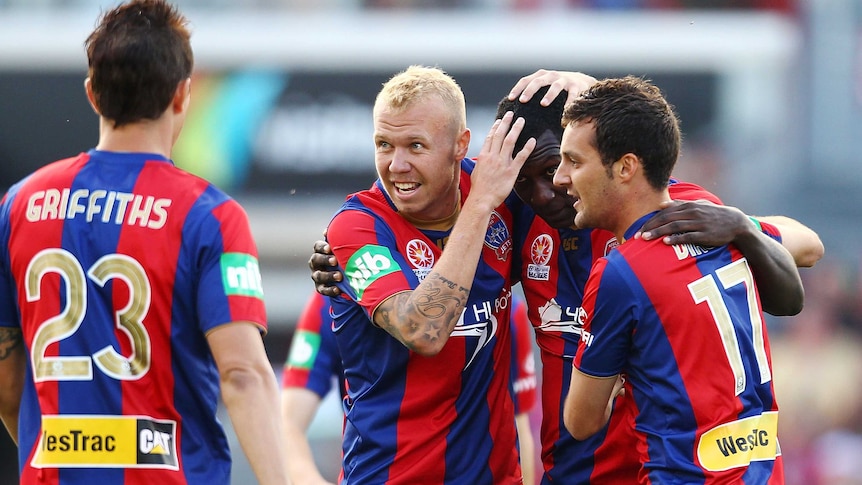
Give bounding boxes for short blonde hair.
[374,65,467,134]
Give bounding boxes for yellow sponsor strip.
[32,415,140,468]
[697,411,780,472]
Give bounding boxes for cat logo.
[140,429,172,455]
[136,419,178,468]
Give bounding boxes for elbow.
[796,241,825,268]
[405,339,447,357]
[220,365,275,402]
[763,287,805,317]
[563,406,602,441]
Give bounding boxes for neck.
[402,188,461,231]
[95,117,174,158]
[613,188,671,242]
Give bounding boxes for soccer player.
[322,65,532,484]
[0,1,289,484]
[310,70,822,483]
[280,291,539,485]
[557,76,798,480]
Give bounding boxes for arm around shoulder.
[757,215,825,268]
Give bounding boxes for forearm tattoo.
[378,273,469,347]
[0,328,23,361]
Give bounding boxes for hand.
[308,238,343,297]
[469,112,534,210]
[507,69,597,107]
[635,199,752,247]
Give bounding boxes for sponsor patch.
[527,234,553,280]
[485,211,512,261]
[287,330,320,369]
[220,253,264,298]
[405,239,434,282]
[697,412,780,471]
[344,245,400,301]
[32,415,178,469]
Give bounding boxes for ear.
[454,128,471,161]
[172,77,192,114]
[84,78,101,116]
[616,153,639,182]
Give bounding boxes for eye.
[515,175,527,184]
[411,142,423,150]
[545,166,557,177]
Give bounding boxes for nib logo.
[344,245,400,301]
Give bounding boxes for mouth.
[393,181,420,194]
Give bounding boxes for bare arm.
[281,388,334,485]
[507,69,597,107]
[756,215,824,268]
[0,327,24,445]
[208,323,290,485]
[563,372,624,441]
[636,200,804,316]
[372,113,532,356]
[515,412,536,485]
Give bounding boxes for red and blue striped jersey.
[282,292,344,399]
[282,292,536,415]
[512,180,776,483]
[575,211,784,483]
[510,295,537,416]
[325,159,521,485]
[0,150,267,485]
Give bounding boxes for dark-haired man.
[0,1,288,484]
[557,76,796,480]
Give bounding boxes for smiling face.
[553,120,623,233]
[513,129,578,229]
[373,95,469,222]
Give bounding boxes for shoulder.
[668,179,723,205]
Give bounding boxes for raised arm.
[370,114,532,356]
[636,200,804,316]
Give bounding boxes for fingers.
[508,70,599,107]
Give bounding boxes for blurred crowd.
[0,0,798,12]
[770,258,862,484]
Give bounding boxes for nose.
[552,163,568,187]
[529,182,557,207]
[389,148,411,173]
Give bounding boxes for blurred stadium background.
[1,0,861,483]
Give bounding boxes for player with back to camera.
[556,76,799,481]
[0,1,289,484]
[310,69,823,483]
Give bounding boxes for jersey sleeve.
[667,180,723,205]
[510,296,537,414]
[574,257,637,378]
[195,196,267,334]
[282,292,342,398]
[756,220,782,243]
[326,208,417,317]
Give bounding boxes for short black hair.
[495,85,567,155]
